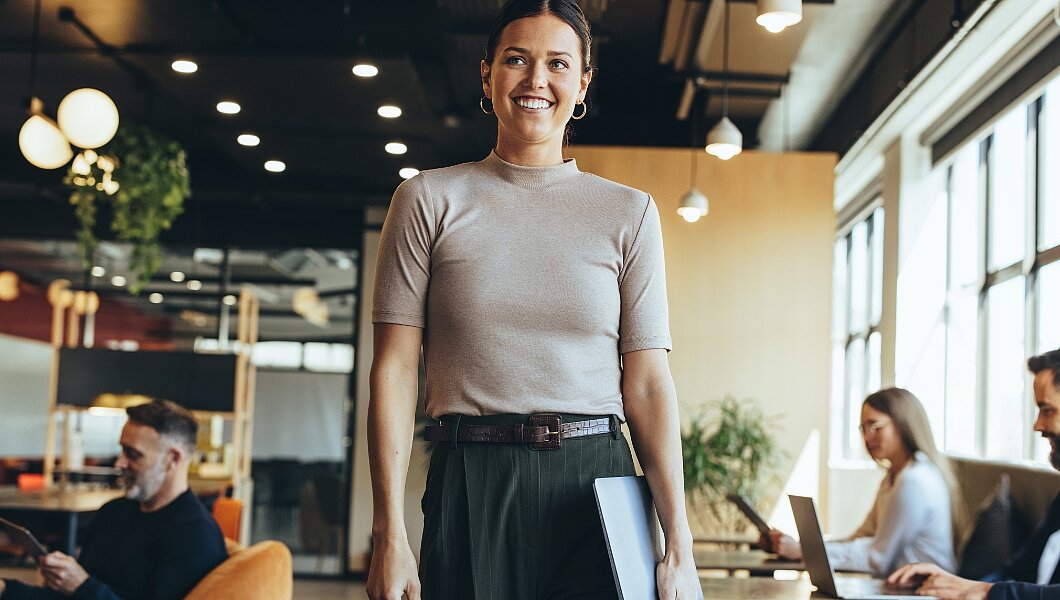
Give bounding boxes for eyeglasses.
[858,419,891,436]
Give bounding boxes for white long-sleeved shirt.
[826,452,957,577]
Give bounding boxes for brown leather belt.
[423,414,618,451]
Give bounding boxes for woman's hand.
[656,545,702,600]
[764,529,802,560]
[366,536,420,600]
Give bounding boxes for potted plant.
[682,396,785,536]
[65,123,190,293]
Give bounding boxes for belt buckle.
[529,413,562,451]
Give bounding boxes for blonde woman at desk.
[763,387,959,577]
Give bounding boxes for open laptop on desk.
[789,495,935,600]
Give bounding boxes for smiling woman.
[366,2,701,600]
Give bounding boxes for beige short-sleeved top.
[373,151,671,419]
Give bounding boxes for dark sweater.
[2,490,226,600]
[986,494,1060,600]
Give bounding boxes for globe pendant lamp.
[57,88,119,149]
[706,0,743,161]
[756,0,802,33]
[19,98,73,169]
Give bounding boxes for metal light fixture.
[678,99,709,223]
[706,0,743,161]
[756,0,802,33]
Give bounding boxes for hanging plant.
[65,124,190,293]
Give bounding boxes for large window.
[831,205,884,460]
[936,75,1060,461]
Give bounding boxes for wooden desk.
[698,574,883,600]
[699,576,814,599]
[0,486,124,555]
[695,548,805,575]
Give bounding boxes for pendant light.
[18,0,72,170]
[678,94,709,223]
[706,0,742,161]
[756,0,802,34]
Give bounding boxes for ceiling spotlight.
[352,64,379,77]
[399,167,420,179]
[148,293,164,304]
[169,271,185,282]
[90,266,105,277]
[222,294,238,306]
[216,101,241,115]
[756,0,802,33]
[385,142,407,155]
[171,60,198,74]
[111,275,127,287]
[187,279,203,291]
[377,105,402,118]
[237,134,260,146]
[264,160,286,173]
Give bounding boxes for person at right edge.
[888,348,1060,600]
[365,1,701,599]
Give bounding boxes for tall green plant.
[66,124,190,293]
[682,396,785,533]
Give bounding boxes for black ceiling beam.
[56,7,155,90]
[0,42,409,61]
[699,86,782,99]
[692,70,790,85]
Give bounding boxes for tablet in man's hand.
[0,516,48,559]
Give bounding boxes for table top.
[695,548,805,573]
[0,486,124,512]
[697,574,885,600]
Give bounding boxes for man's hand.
[887,562,993,600]
[1,577,7,594]
[39,551,89,596]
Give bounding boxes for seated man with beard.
[0,400,227,600]
[888,348,1060,600]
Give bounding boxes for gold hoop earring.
[571,101,588,120]
[479,96,494,115]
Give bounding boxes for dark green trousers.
[419,413,637,600]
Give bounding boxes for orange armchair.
[184,540,292,600]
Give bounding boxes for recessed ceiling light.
[90,266,105,277]
[111,275,126,287]
[149,293,164,304]
[187,279,203,291]
[378,105,402,118]
[399,167,420,179]
[385,142,407,155]
[222,294,238,306]
[264,160,286,173]
[216,101,241,115]
[171,60,198,74]
[169,271,186,283]
[352,64,378,77]
[237,134,260,147]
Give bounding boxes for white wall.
[252,370,348,461]
[0,334,51,455]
